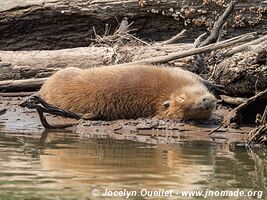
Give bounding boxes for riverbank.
[0,96,251,146]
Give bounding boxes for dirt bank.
[0,96,250,145]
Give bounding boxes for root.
[210,88,267,138]
[247,106,267,147]
[20,95,82,129]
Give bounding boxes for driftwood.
[128,33,255,65]
[0,33,251,93]
[1,38,259,93]
[192,0,234,75]
[0,92,36,97]
[0,44,193,81]
[223,88,267,126]
[0,47,117,80]
[0,78,47,92]
[211,40,267,96]
[0,0,266,50]
[159,29,186,45]
[0,32,257,82]
[198,0,235,47]
[224,34,267,57]
[0,1,265,95]
[0,0,263,94]
[218,95,247,106]
[210,88,267,135]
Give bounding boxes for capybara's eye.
[202,98,207,102]
[162,100,170,109]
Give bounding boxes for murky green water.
[0,131,266,200]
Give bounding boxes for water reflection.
[0,131,266,199]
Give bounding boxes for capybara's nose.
[200,96,216,110]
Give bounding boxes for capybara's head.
[160,86,216,120]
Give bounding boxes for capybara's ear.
[162,100,170,109]
[176,94,186,103]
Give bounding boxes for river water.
[0,131,266,200]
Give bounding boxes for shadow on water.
[0,131,266,200]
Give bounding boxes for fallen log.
[0,0,266,50]
[0,31,258,82]
[0,0,262,94]
[0,33,255,93]
[211,40,267,96]
[0,78,47,92]
[0,47,117,80]
[0,44,193,81]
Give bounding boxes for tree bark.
[0,78,47,92]
[0,44,192,81]
[0,0,266,50]
[0,46,116,80]
[211,41,267,96]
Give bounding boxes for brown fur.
[39,64,216,120]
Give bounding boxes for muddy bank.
[0,97,251,145]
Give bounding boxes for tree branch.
[200,0,235,47]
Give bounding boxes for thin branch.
[200,0,235,47]
[92,26,98,38]
[20,95,82,119]
[194,33,207,48]
[247,105,267,146]
[127,34,150,46]
[218,95,247,106]
[230,88,267,114]
[0,92,35,97]
[160,29,186,45]
[104,23,110,36]
[126,32,255,65]
[0,78,47,92]
[115,17,129,35]
[210,88,267,134]
[262,105,267,125]
[224,34,267,56]
[20,95,104,129]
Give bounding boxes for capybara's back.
[39,65,216,120]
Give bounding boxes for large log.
[211,41,267,96]
[0,0,266,50]
[0,46,116,80]
[0,30,258,82]
[0,33,264,94]
[0,44,193,80]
